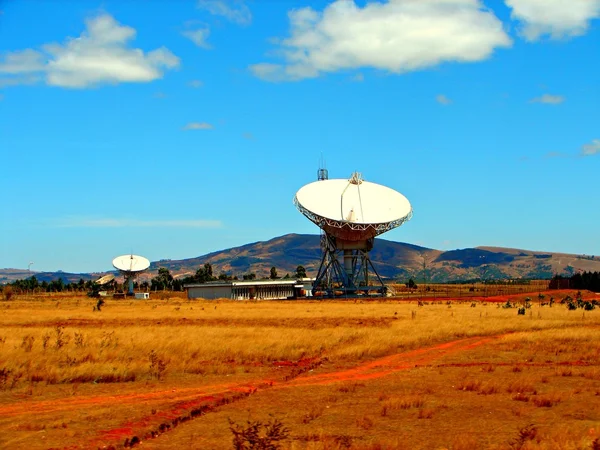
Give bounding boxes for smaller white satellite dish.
[112,254,150,296]
[96,274,115,285]
[112,255,150,274]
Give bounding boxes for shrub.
[301,406,322,424]
[21,335,35,352]
[356,415,374,430]
[417,408,434,419]
[149,350,168,380]
[457,380,481,392]
[229,418,289,450]
[55,327,68,349]
[0,367,11,390]
[2,285,13,301]
[509,424,537,449]
[583,301,595,311]
[479,384,499,395]
[512,393,529,402]
[532,395,560,407]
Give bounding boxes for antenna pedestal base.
[312,234,386,298]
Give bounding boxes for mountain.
[151,234,434,280]
[3,234,600,283]
[149,234,600,282]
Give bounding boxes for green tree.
[194,263,216,283]
[406,278,417,289]
[172,278,184,291]
[48,278,64,292]
[270,266,278,280]
[295,265,307,278]
[158,267,173,290]
[151,267,173,291]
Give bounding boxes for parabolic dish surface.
[112,255,150,273]
[294,178,412,240]
[96,274,115,285]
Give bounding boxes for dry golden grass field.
[1,289,600,450]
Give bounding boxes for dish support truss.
[313,234,386,297]
[119,272,140,295]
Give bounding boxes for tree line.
[4,276,96,294]
[1,264,309,295]
[549,271,600,292]
[151,264,308,291]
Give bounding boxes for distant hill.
[151,234,435,280]
[0,269,98,284]
[3,234,600,283]
[149,234,600,282]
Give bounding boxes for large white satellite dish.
[294,174,412,241]
[294,172,412,297]
[112,254,150,295]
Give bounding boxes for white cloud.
[529,94,565,105]
[505,0,600,41]
[188,79,204,88]
[197,0,252,25]
[183,27,212,48]
[0,48,45,74]
[51,217,222,228]
[249,63,286,82]
[529,94,565,104]
[581,139,600,157]
[250,0,511,82]
[0,14,179,88]
[0,75,41,87]
[544,151,567,158]
[183,122,214,130]
[436,94,452,105]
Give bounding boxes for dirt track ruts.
[0,334,512,449]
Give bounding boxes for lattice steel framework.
[312,234,387,297]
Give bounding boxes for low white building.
[185,279,314,300]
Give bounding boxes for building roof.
[184,279,310,289]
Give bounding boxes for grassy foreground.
[1,291,599,449]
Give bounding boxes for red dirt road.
[284,336,494,387]
[0,335,505,448]
[0,337,492,419]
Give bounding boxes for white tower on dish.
[294,172,412,297]
[112,254,150,295]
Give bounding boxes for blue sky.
[1,0,599,273]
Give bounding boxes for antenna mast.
[317,154,328,181]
